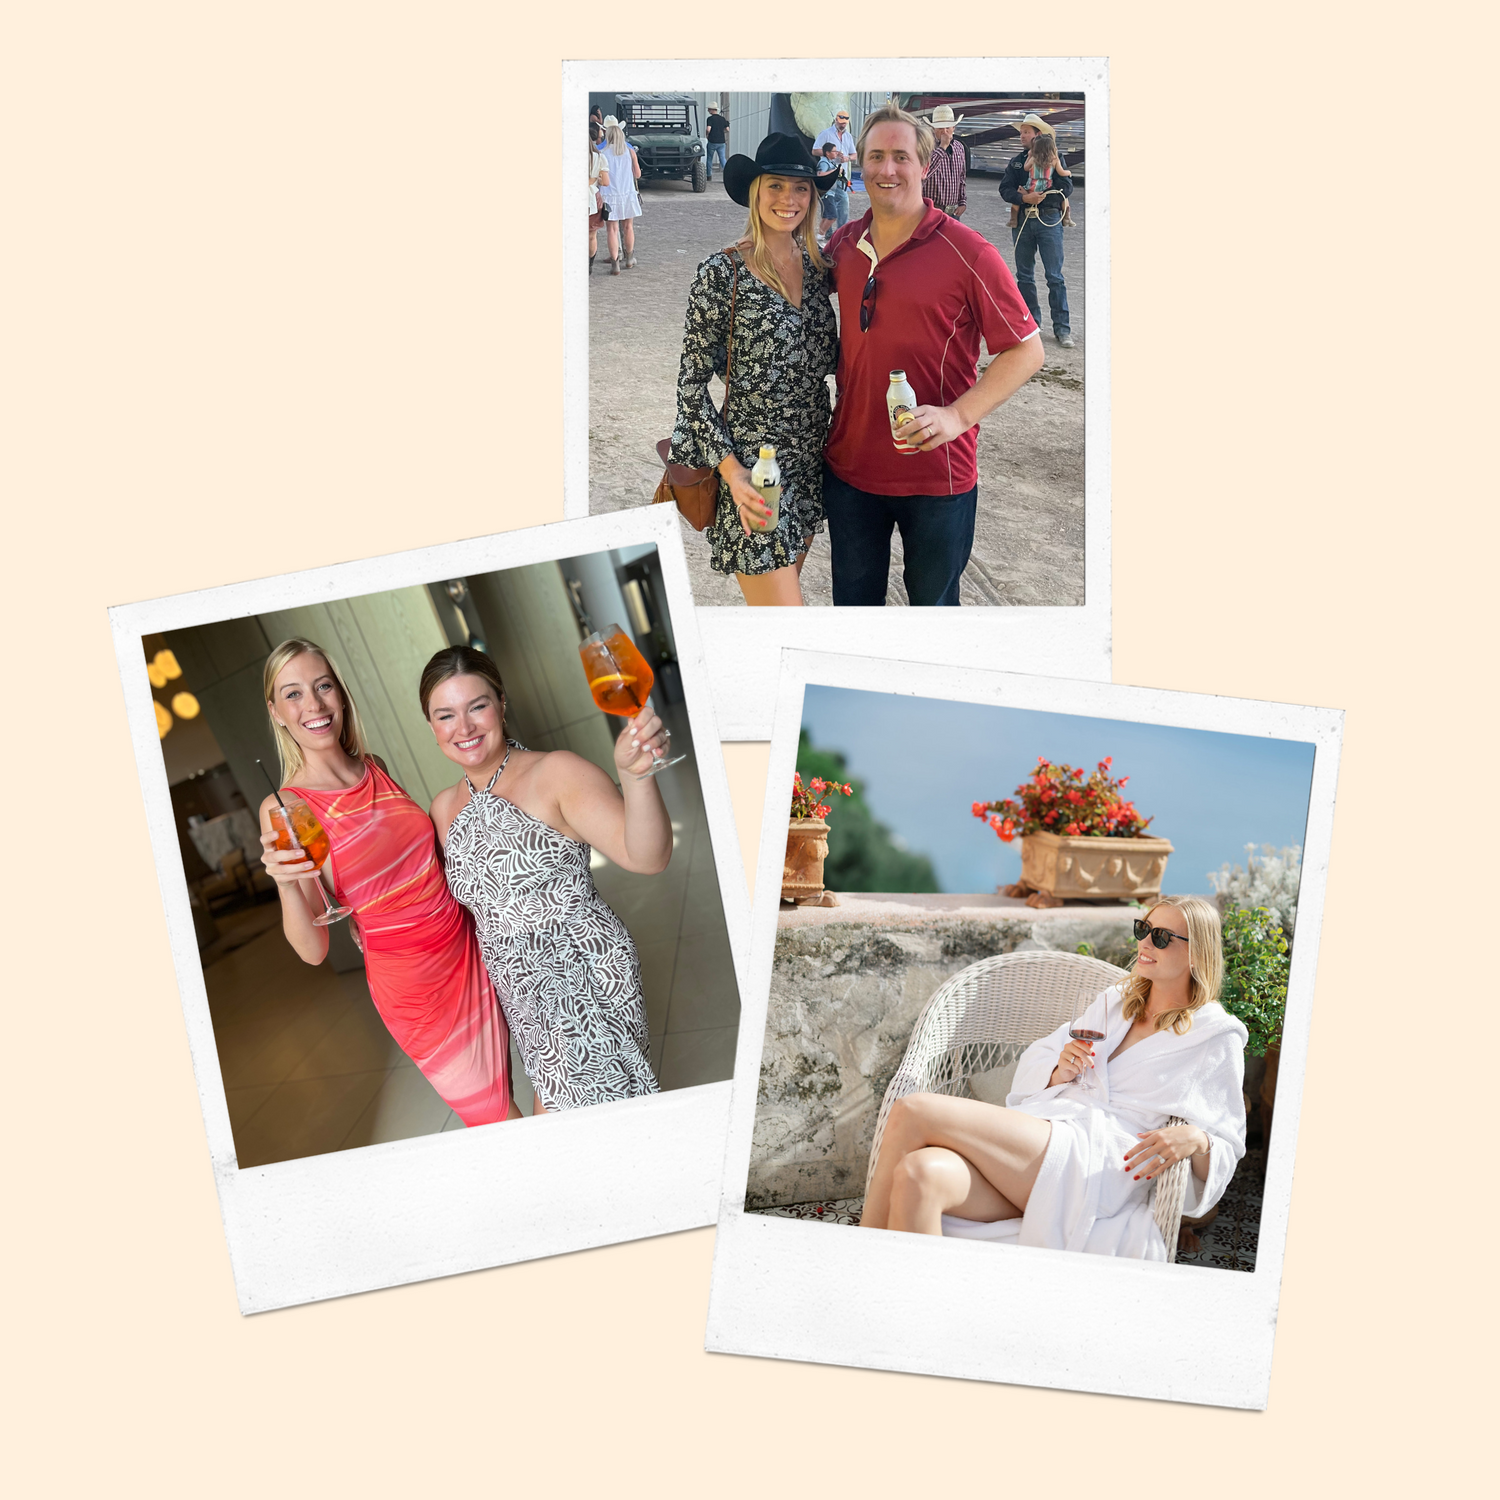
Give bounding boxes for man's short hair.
[855,103,934,167]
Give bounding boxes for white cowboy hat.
[1019,112,1056,134]
[602,115,621,129]
[930,105,964,126]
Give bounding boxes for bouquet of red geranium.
[791,771,854,821]
[972,756,1151,843]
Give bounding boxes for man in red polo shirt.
[822,103,1045,605]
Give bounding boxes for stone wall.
[747,896,1139,1208]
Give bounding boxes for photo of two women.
[149,547,739,1168]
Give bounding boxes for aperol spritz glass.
[269,798,352,926]
[579,624,686,778]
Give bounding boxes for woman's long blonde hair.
[262,638,369,784]
[1120,894,1224,1036]
[737,174,825,301]
[604,122,627,154]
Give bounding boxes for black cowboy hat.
[722,133,839,207]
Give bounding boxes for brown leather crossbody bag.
[653,253,740,532]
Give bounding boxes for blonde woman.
[256,638,519,1126]
[597,114,642,273]
[668,133,838,606]
[861,896,1247,1260]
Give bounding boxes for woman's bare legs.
[888,1147,1018,1235]
[737,565,805,606]
[606,220,621,262]
[862,1092,1053,1233]
[622,218,636,256]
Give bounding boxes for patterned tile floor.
[749,1143,1267,1273]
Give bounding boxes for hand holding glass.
[579,625,686,778]
[269,799,352,926]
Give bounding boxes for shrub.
[1209,843,1302,940]
[1219,906,1290,1058]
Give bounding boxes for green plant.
[1209,843,1302,940]
[1219,906,1289,1059]
[796,731,940,893]
[973,756,1152,842]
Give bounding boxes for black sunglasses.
[860,271,877,332]
[1133,918,1188,950]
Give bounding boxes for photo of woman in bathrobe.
[861,896,1247,1260]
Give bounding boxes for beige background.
[4,6,1490,1495]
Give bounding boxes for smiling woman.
[668,132,839,607]
[862,895,1247,1259]
[256,637,521,1127]
[420,645,671,1113]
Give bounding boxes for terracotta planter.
[782,818,830,904]
[1016,829,1175,903]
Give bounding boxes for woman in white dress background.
[598,115,642,274]
[861,895,1247,1260]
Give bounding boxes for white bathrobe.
[942,987,1248,1260]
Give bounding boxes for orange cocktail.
[269,800,332,869]
[581,627,655,717]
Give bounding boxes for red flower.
[1044,811,1058,824]
[843,784,853,795]
[1065,821,1082,835]
[972,801,987,818]
[1065,790,1083,804]
[810,777,826,792]
[815,803,831,819]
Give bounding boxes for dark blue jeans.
[707,141,727,178]
[822,464,978,606]
[1012,214,1070,337]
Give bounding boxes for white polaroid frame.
[706,649,1341,1409]
[110,507,748,1313]
[564,58,1111,737]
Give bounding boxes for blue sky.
[800,688,1318,895]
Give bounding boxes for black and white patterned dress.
[443,750,659,1111]
[669,247,838,577]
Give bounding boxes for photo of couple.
[588,90,1085,608]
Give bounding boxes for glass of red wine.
[1068,988,1105,1089]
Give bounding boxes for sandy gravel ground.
[588,175,1085,607]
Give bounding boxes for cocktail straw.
[255,758,287,808]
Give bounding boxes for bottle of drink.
[749,445,782,531]
[887,370,919,454]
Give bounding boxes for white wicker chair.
[864,949,1193,1263]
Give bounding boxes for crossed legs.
[862,1092,1054,1235]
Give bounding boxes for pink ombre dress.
[288,760,512,1126]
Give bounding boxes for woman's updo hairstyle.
[1119,894,1224,1036]
[419,645,508,733]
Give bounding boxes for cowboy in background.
[812,106,856,173]
[999,113,1075,348]
[705,102,730,181]
[922,104,967,218]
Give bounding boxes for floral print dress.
[669,247,838,577]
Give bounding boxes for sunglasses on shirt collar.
[1133,918,1189,949]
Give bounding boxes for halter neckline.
[465,744,512,797]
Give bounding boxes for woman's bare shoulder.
[429,780,468,842]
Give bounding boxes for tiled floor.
[211,702,742,1169]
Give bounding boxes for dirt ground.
[588,175,1085,607]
